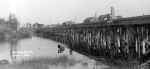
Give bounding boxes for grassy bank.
[0,30,32,43]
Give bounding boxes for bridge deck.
[35,15,150,65]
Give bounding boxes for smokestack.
[110,6,115,19]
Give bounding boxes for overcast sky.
[0,0,150,25]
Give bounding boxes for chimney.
[110,6,115,19]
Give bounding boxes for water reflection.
[9,39,18,63]
[0,37,109,69]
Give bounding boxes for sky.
[0,0,150,25]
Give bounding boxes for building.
[33,22,44,29]
[83,17,99,23]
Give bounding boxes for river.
[0,36,109,69]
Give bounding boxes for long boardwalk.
[36,15,150,66]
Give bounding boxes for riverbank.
[0,30,32,43]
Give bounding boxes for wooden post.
[136,38,138,53]
[142,40,146,54]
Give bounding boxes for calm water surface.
[0,37,109,69]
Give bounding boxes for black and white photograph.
[0,0,150,69]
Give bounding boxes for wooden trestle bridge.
[35,15,150,64]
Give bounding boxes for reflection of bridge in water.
[36,15,150,65]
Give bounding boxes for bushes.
[0,32,5,41]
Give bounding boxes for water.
[0,37,109,69]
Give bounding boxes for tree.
[8,14,19,31]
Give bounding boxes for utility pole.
[8,13,19,64]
